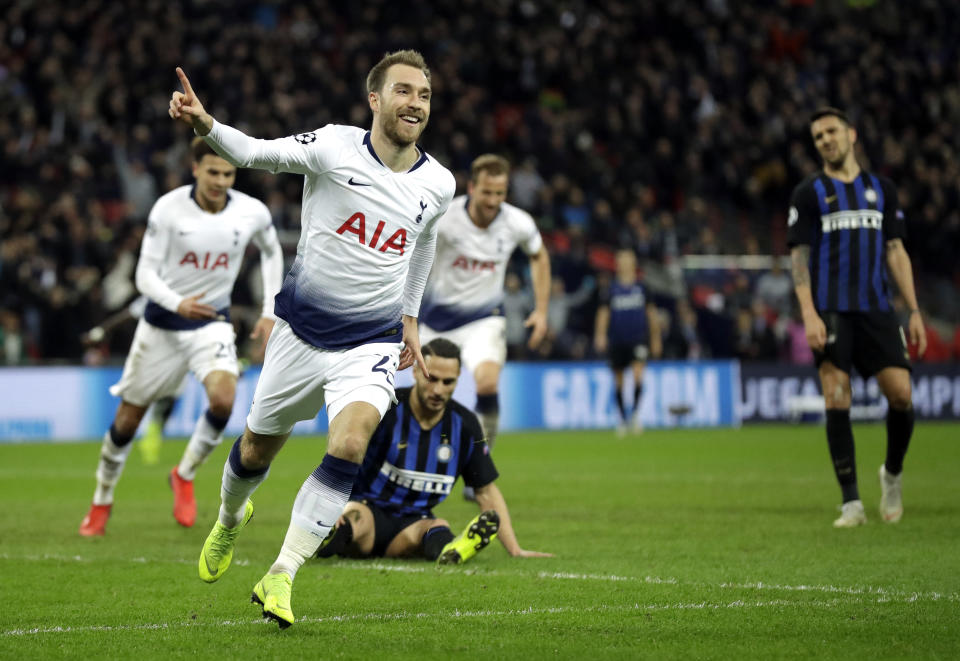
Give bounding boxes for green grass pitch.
[1,423,958,659]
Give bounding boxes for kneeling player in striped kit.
[316,338,553,565]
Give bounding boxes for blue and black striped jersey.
[599,280,650,345]
[787,171,905,313]
[351,388,498,517]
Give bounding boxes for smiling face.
[370,63,431,148]
[811,115,856,170]
[192,154,236,212]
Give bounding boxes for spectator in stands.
[2,1,957,362]
[755,260,794,317]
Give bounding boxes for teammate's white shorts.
[110,318,239,407]
[420,316,506,373]
[246,318,400,436]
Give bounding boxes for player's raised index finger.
[176,67,196,96]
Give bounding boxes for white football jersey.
[420,196,543,331]
[203,122,456,350]
[136,185,283,330]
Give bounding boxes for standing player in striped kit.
[170,50,455,628]
[787,107,927,528]
[593,249,662,435]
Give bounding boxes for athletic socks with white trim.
[177,409,230,480]
[269,454,359,579]
[476,393,499,449]
[218,437,269,527]
[92,425,135,505]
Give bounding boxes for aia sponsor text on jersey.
[180,252,229,270]
[451,256,496,272]
[336,212,407,255]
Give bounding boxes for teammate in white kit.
[420,154,550,497]
[79,137,284,536]
[168,50,455,628]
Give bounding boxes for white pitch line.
[0,598,858,638]
[3,553,957,604]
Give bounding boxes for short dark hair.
[190,136,218,162]
[809,106,851,127]
[421,337,461,367]
[366,49,431,95]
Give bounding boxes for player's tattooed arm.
[790,245,811,288]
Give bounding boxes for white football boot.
[833,499,867,528]
[878,464,903,523]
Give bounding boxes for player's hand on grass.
[177,293,218,320]
[399,315,429,377]
[524,309,548,350]
[510,548,555,558]
[169,67,214,135]
[908,310,926,357]
[803,312,827,352]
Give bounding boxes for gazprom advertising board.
[0,361,741,442]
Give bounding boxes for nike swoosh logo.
[204,554,220,576]
[348,177,371,186]
[179,230,193,236]
[825,195,837,203]
[397,443,408,449]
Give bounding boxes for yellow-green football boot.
[198,500,254,583]
[252,572,294,629]
[437,510,500,565]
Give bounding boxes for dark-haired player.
[79,137,283,536]
[316,338,552,564]
[787,107,926,528]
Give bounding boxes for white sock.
[92,430,134,505]
[177,412,225,480]
[479,411,499,450]
[269,461,356,579]
[218,447,269,527]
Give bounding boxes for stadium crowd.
[1,0,959,365]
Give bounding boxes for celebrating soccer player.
[315,338,552,564]
[787,107,926,528]
[79,137,284,536]
[169,50,455,628]
[418,155,550,499]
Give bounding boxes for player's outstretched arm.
[475,482,554,558]
[525,247,551,350]
[647,303,663,359]
[169,67,213,135]
[885,238,927,357]
[790,245,826,351]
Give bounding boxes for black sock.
[316,519,353,558]
[885,406,914,475]
[109,423,135,448]
[633,383,644,417]
[825,409,859,502]
[614,390,626,420]
[422,526,455,560]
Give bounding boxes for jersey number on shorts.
[215,342,237,359]
[371,355,394,387]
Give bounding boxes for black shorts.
[609,343,649,370]
[358,499,430,558]
[813,311,911,377]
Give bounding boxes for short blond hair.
[366,50,431,94]
[470,154,510,181]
